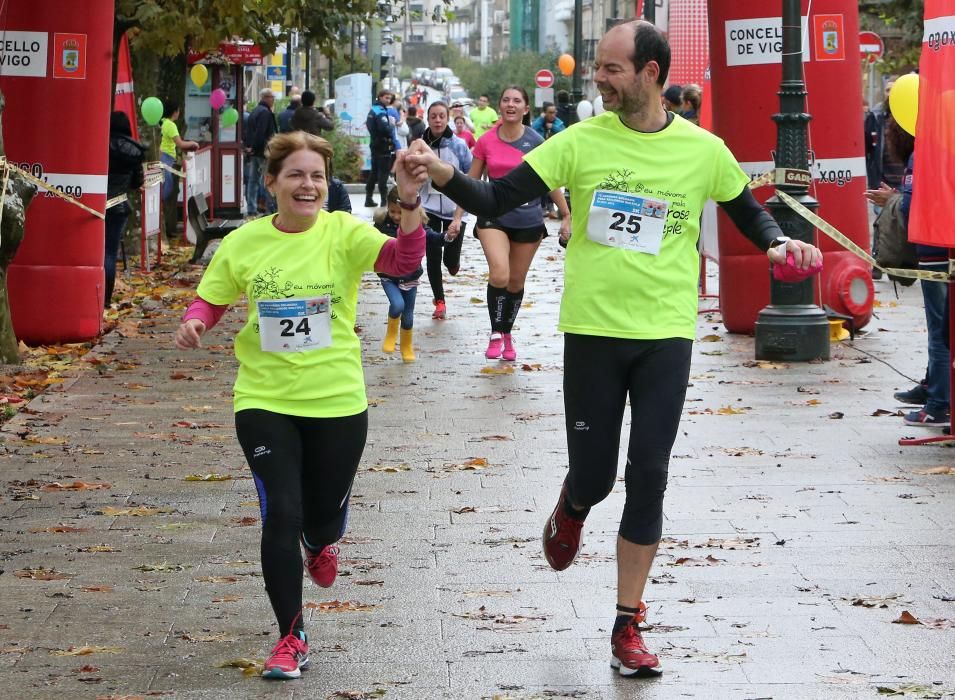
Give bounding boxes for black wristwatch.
[770,235,791,250]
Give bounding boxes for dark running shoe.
[903,409,950,427]
[542,482,585,571]
[894,384,928,406]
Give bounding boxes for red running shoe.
[542,482,585,571]
[262,630,309,679]
[303,541,339,588]
[432,299,447,319]
[610,602,661,677]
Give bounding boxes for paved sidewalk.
[1,205,953,699]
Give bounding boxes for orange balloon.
[558,54,575,76]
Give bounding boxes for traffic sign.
[859,31,884,64]
[535,69,555,89]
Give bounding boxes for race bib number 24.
[257,296,331,353]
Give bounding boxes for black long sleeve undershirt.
[436,162,782,252]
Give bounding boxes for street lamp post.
[572,0,583,104]
[644,0,655,24]
[753,0,830,361]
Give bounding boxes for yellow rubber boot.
[382,317,399,354]
[400,327,415,363]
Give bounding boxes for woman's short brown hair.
[265,132,333,179]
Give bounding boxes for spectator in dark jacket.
[278,91,302,133]
[555,90,578,127]
[105,111,145,308]
[290,91,335,135]
[324,177,352,214]
[243,88,277,215]
[406,105,427,145]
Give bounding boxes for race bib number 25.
[586,190,669,255]
[257,296,332,353]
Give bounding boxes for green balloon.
[221,107,239,128]
[141,96,163,126]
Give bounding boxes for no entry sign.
[535,69,555,88]
[859,31,884,63]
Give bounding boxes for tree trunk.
[0,89,39,363]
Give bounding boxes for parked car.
[434,67,454,90]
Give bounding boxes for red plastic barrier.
[707,0,873,333]
[0,1,113,343]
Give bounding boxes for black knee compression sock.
[502,288,524,333]
[488,284,508,332]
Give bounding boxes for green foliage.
[860,0,924,74]
[116,0,380,57]
[325,127,363,183]
[442,45,571,108]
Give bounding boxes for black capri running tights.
[235,409,368,636]
[563,334,692,545]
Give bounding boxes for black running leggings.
[563,334,692,545]
[425,214,465,301]
[235,409,367,636]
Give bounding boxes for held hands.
[175,319,206,350]
[445,219,461,241]
[863,182,895,208]
[404,140,454,186]
[394,151,427,203]
[768,239,823,282]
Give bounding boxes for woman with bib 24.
[174,132,426,680]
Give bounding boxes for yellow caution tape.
[749,168,949,283]
[0,159,105,220]
[145,160,186,179]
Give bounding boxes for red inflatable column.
[707,0,874,333]
[0,1,113,344]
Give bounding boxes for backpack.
[873,192,917,287]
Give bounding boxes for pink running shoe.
[485,333,504,359]
[501,333,517,361]
[262,630,309,679]
[302,540,339,588]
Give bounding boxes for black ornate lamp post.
[753,0,830,361]
[571,0,583,105]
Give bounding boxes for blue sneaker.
[903,409,950,428]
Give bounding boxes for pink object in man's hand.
[772,251,823,283]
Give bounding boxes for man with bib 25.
[406,20,822,677]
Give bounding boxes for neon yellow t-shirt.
[196,212,389,418]
[160,119,179,158]
[470,106,499,139]
[524,112,749,340]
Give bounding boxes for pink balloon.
[209,88,226,109]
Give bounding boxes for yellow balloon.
[889,73,919,136]
[190,63,208,88]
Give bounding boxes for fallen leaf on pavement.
[132,563,188,572]
[306,600,378,613]
[480,365,514,375]
[183,473,233,481]
[80,586,113,593]
[15,567,72,580]
[40,481,110,491]
[193,576,240,583]
[367,464,410,473]
[217,657,263,677]
[99,506,172,517]
[21,436,68,445]
[212,595,242,603]
[845,594,901,608]
[29,525,90,533]
[912,466,955,476]
[893,610,921,625]
[50,646,123,656]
